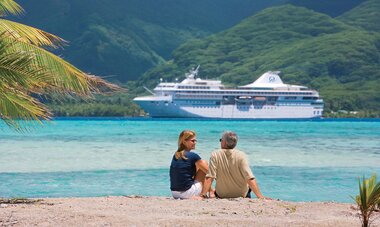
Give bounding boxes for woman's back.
[170,151,200,191]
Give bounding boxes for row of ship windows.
[174,97,317,101]
[176,95,220,99]
[238,106,278,110]
[277,103,315,106]
[174,95,315,99]
[184,107,324,114]
[154,101,318,105]
[186,106,280,110]
[174,91,314,95]
[178,106,321,111]
[157,85,175,88]
[153,101,317,107]
[184,101,217,104]
[179,101,315,105]
[178,86,211,89]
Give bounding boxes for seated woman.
[170,130,209,199]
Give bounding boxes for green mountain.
[138,4,380,114]
[286,0,366,17]
[14,0,285,81]
[337,0,380,32]
[13,0,365,83]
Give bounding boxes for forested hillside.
[287,0,366,17]
[13,0,365,82]
[138,3,380,115]
[14,0,284,81]
[337,0,380,32]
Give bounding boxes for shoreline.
[1,196,377,226]
[51,116,380,121]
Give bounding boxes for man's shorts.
[171,181,202,199]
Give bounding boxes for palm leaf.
[0,19,66,48]
[355,174,380,227]
[0,40,57,99]
[0,72,51,128]
[0,87,50,121]
[0,41,51,129]
[367,176,380,210]
[0,0,24,17]
[2,37,121,96]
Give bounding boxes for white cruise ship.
[133,66,324,119]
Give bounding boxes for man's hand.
[259,197,273,200]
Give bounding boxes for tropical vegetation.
[48,92,142,117]
[354,174,380,227]
[0,0,119,129]
[338,0,380,32]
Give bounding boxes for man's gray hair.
[222,131,238,149]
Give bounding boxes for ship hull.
[134,99,323,119]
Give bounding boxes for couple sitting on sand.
[170,130,267,200]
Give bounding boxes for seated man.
[201,131,266,199]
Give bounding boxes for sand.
[1,196,379,227]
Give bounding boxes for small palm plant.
[354,174,380,227]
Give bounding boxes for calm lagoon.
[1,118,379,202]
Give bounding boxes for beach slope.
[1,196,378,226]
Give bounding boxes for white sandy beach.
[1,196,379,227]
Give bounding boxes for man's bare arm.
[247,178,265,199]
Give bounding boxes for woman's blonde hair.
[175,130,196,160]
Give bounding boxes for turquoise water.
[1,118,379,202]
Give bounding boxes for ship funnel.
[254,71,283,85]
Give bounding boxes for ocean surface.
[1,118,379,202]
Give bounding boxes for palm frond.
[86,74,125,94]
[355,174,380,227]
[360,176,368,209]
[0,41,48,91]
[0,0,24,17]
[2,37,121,96]
[0,86,51,130]
[0,19,66,48]
[367,176,380,210]
[0,87,50,120]
[0,43,50,130]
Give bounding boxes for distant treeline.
[47,91,143,117]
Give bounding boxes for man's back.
[207,149,255,198]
